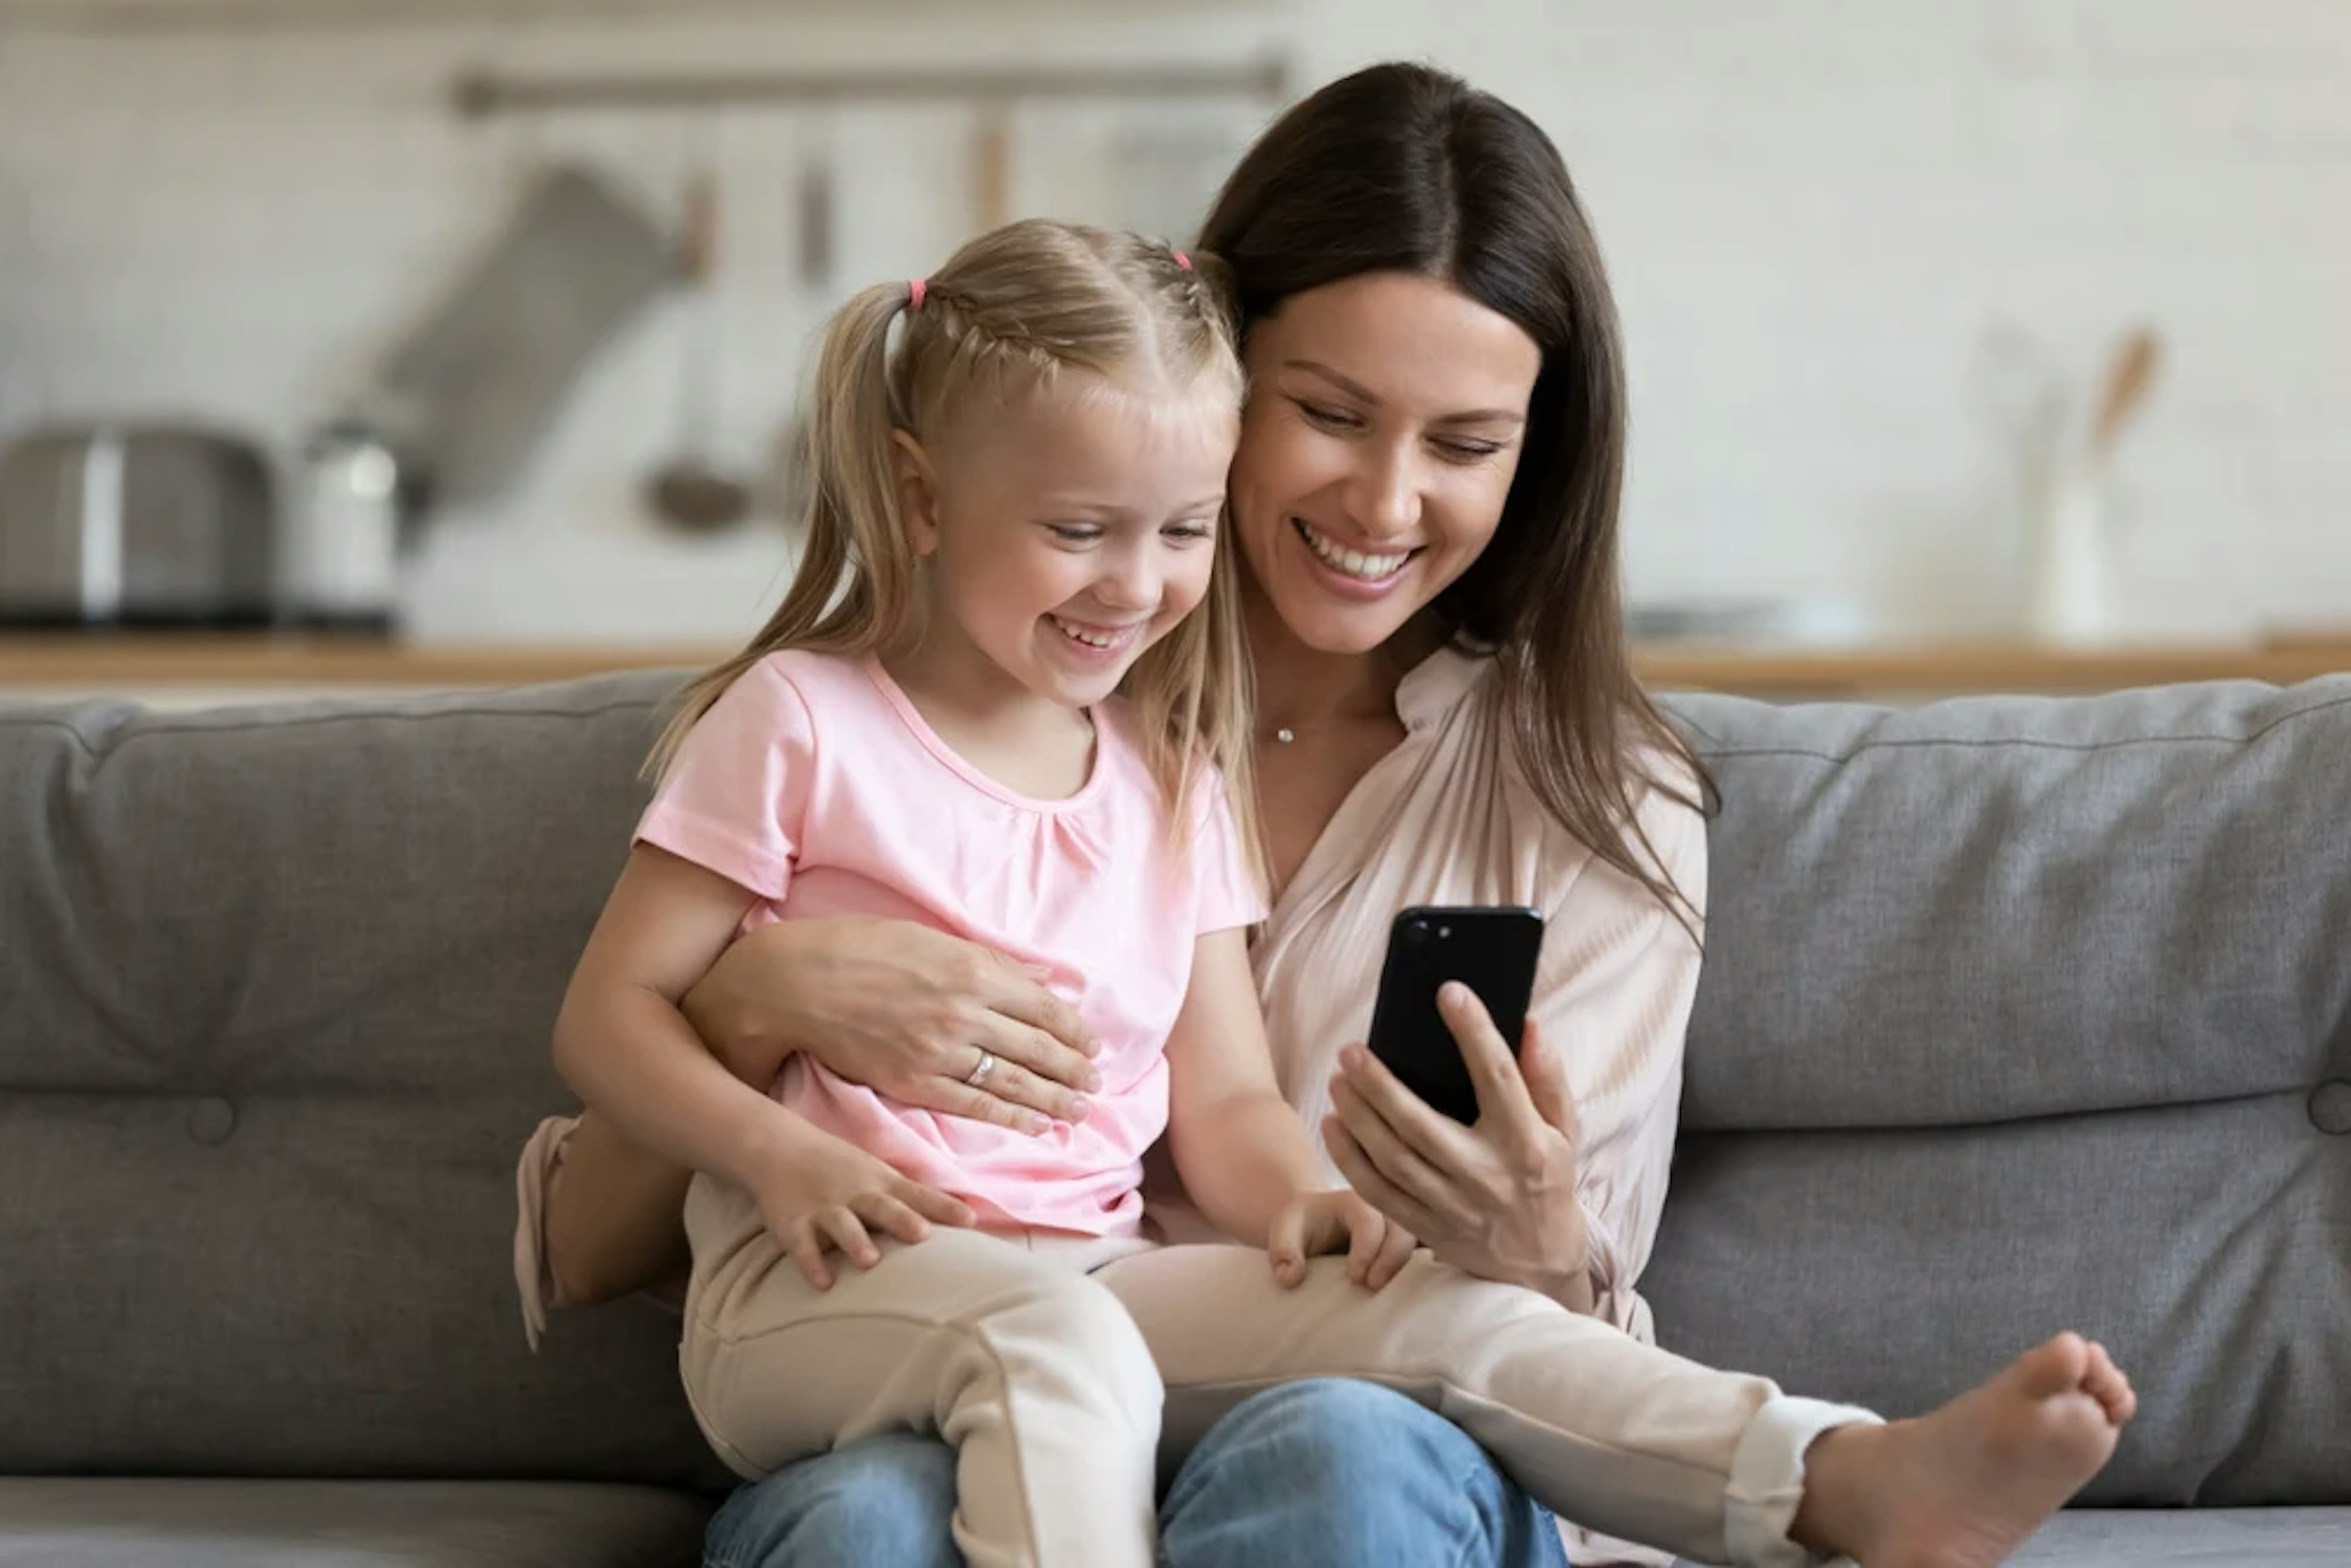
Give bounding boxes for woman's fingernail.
[1026,1112,1050,1134]
[1067,1097,1092,1121]
[1439,981,1470,1008]
[1340,1045,1367,1071]
[1082,1068,1103,1091]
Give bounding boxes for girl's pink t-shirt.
[636,649,1265,1237]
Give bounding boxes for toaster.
[0,424,276,625]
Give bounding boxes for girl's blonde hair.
[651,218,1257,868]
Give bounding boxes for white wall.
[2,1,2346,646]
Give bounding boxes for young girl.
[549,217,2131,1568]
[555,219,1370,1566]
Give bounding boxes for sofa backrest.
[0,673,725,1487]
[2,672,2345,1505]
[1651,678,2351,1507]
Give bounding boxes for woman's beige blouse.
[1195,646,1706,1341]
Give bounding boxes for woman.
[520,62,2131,1568]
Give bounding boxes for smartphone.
[1363,905,1545,1125]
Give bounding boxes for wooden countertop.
[4,632,2349,697]
[0,634,722,690]
[1635,639,2351,696]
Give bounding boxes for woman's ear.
[891,430,942,557]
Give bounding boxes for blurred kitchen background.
[0,0,2346,699]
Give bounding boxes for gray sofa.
[2,669,2345,1566]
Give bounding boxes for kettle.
[280,420,417,632]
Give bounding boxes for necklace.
[1261,642,1417,748]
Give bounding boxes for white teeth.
[1051,616,1127,649]
[1294,519,1412,582]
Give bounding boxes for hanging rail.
[451,57,1290,119]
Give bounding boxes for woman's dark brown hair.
[1200,60,1709,933]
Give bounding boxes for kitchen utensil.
[366,163,670,508]
[770,418,814,531]
[2085,326,2162,472]
[795,154,834,290]
[0,424,274,626]
[2027,324,2164,648]
[971,108,1013,232]
[279,419,416,632]
[0,178,35,434]
[645,160,752,533]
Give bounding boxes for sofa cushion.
[1667,1506,2351,1567]
[1648,681,2351,1509]
[0,677,724,1485]
[2016,1506,2351,1565]
[0,1479,708,1567]
[1665,680,2351,1127]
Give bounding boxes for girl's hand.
[1266,1188,1418,1292]
[681,915,1103,1135]
[1321,983,1593,1310]
[744,1118,976,1290]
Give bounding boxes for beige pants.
[681,1174,1871,1568]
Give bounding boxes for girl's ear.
[891,430,942,557]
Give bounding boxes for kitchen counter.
[0,634,719,692]
[4,632,2349,702]
[1633,639,2351,697]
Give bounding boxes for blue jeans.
[703,1378,1569,1568]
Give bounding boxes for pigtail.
[645,282,920,780]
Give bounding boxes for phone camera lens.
[1406,921,1430,943]
[1438,925,1451,939]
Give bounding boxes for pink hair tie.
[908,278,928,310]
[1172,250,1193,272]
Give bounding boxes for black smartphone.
[1363,905,1545,1125]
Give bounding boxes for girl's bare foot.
[1792,1332,2136,1567]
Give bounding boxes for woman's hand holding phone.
[1322,983,1595,1311]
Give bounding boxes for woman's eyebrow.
[1286,358,1381,403]
[1284,358,1525,426]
